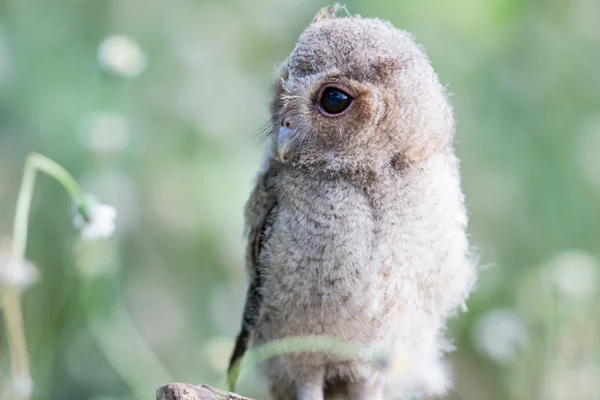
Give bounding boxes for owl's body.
[230,8,475,400]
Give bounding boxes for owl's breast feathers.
[228,153,474,375]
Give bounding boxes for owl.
[228,5,476,400]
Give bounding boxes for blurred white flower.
[12,373,33,398]
[78,111,130,155]
[75,203,117,240]
[473,309,528,363]
[97,34,146,78]
[0,251,38,290]
[80,170,139,233]
[548,250,599,298]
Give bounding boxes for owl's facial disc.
[276,82,356,162]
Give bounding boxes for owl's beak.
[276,125,294,162]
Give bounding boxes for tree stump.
[156,383,254,400]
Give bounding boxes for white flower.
[473,308,528,363]
[548,250,599,298]
[0,251,38,290]
[75,203,117,240]
[12,373,34,398]
[97,34,146,78]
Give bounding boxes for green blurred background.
[0,0,599,399]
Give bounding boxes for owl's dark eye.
[317,86,354,116]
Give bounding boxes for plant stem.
[10,155,37,271]
[3,288,30,399]
[11,153,91,260]
[2,153,92,400]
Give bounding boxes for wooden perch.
[156,383,254,400]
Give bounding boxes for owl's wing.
[228,159,279,379]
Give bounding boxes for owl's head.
[270,11,454,177]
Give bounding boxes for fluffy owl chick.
[229,7,476,400]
